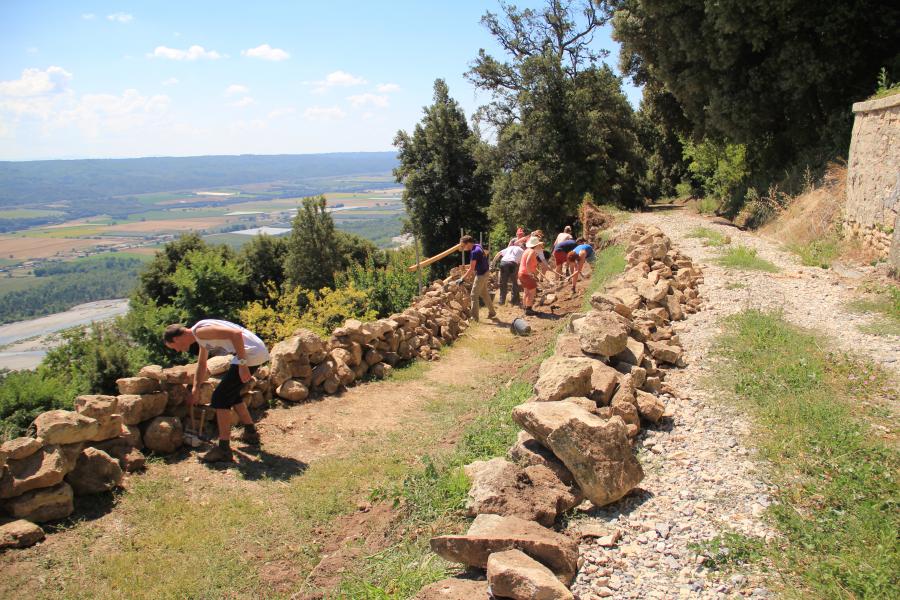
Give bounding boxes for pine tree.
[394,79,492,272]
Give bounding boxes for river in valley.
[0,298,129,371]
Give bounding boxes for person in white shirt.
[164,319,270,463]
[491,238,525,305]
[554,225,573,247]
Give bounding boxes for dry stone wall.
[417,225,704,599]
[844,93,900,266]
[0,266,474,548]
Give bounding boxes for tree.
[170,248,248,323]
[137,232,207,304]
[239,234,289,301]
[284,196,345,291]
[394,79,492,273]
[468,0,646,231]
[607,0,900,184]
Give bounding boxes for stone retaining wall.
[417,225,705,598]
[0,266,475,546]
[844,93,900,266]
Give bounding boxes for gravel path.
[572,209,899,600]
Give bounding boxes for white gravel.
[571,210,898,600]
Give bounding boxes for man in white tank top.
[164,319,270,463]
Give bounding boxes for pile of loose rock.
[0,268,474,550]
[416,225,703,599]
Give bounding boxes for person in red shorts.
[553,237,578,276]
[518,235,547,316]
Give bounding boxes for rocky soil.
[572,209,898,600]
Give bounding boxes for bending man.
[164,319,270,463]
[566,239,595,292]
[491,238,524,305]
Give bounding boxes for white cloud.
[303,106,346,120]
[224,84,249,96]
[162,77,179,86]
[229,96,255,108]
[81,13,95,20]
[107,12,134,23]
[310,70,367,94]
[149,45,222,61]
[268,107,295,119]
[347,93,389,108]
[56,89,170,137]
[241,44,290,61]
[0,66,72,98]
[376,83,400,93]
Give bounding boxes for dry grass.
[761,165,882,267]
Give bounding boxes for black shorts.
[210,364,259,409]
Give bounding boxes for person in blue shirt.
[458,235,497,322]
[566,238,595,292]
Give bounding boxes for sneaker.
[524,307,535,316]
[200,445,233,463]
[237,427,260,445]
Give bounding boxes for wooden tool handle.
[407,243,462,272]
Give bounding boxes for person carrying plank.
[164,319,270,463]
[518,235,547,316]
[491,238,524,305]
[457,235,497,322]
[566,238,595,292]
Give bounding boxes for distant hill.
[0,152,399,207]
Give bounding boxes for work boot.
[524,307,536,316]
[237,425,260,445]
[200,442,233,463]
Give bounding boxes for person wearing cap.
[491,238,524,305]
[566,238,595,292]
[163,319,270,463]
[518,235,547,316]
[457,235,497,322]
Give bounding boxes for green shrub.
[335,247,425,318]
[695,197,719,215]
[675,181,693,199]
[716,246,779,272]
[682,137,749,203]
[687,227,729,247]
[789,237,841,268]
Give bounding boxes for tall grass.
[716,245,779,272]
[687,226,730,247]
[712,310,899,598]
[582,244,626,312]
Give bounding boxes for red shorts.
[553,250,567,266]
[518,273,538,290]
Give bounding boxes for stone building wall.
[844,93,900,266]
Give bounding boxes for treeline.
[0,257,145,324]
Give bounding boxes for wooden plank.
[407,243,462,272]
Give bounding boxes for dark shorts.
[518,273,538,290]
[210,364,259,409]
[553,250,568,266]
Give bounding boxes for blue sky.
[0,1,641,161]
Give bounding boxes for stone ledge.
[852,93,900,114]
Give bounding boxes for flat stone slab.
[430,514,578,584]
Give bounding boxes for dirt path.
[573,210,897,599]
